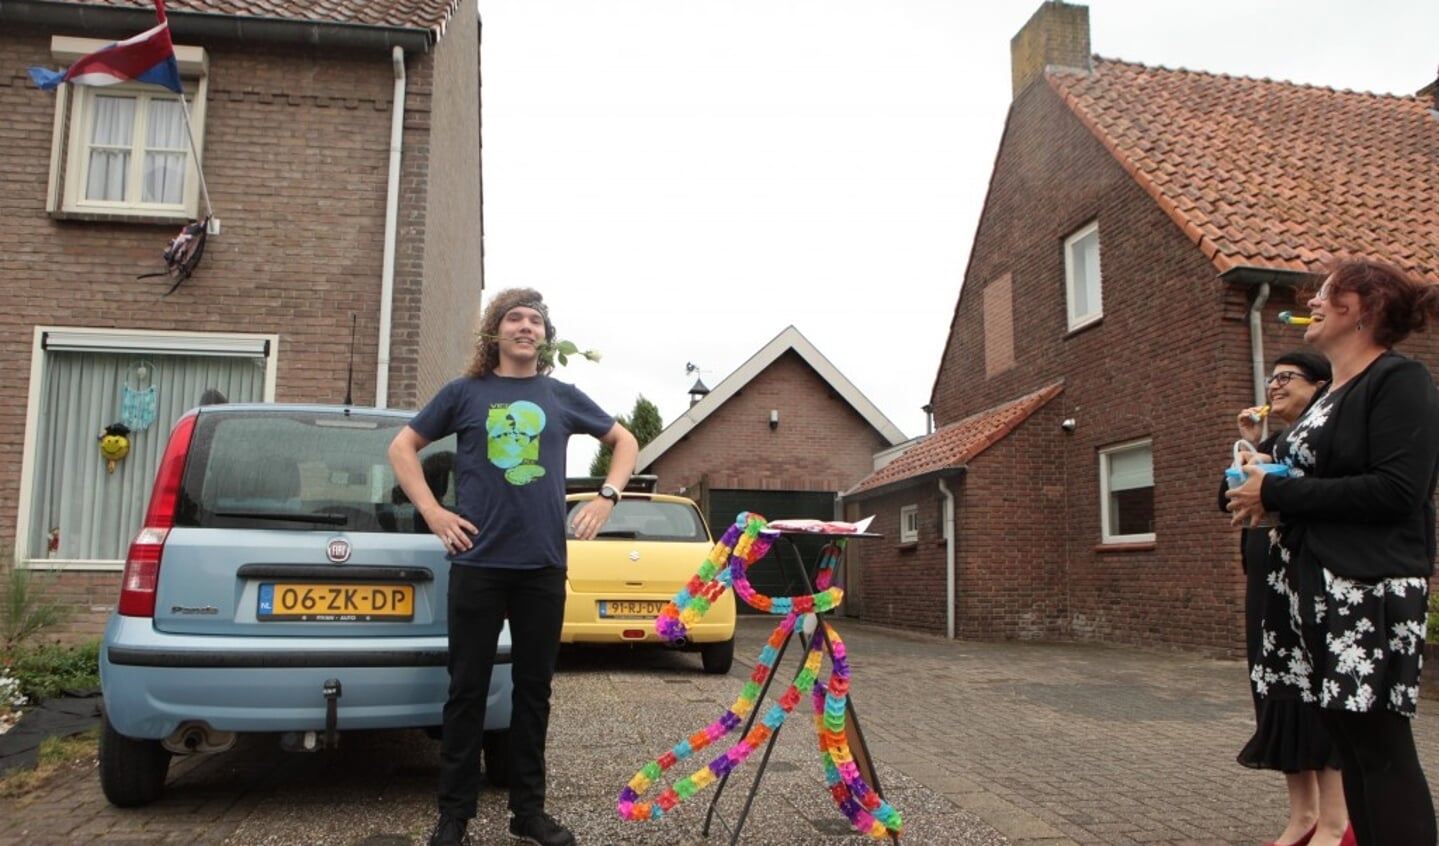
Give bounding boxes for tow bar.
[323,678,341,749]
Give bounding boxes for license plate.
[258,583,414,622]
[599,599,665,619]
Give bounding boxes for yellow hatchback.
[562,492,736,673]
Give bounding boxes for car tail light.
[118,413,196,618]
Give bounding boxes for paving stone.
[1,615,1437,845]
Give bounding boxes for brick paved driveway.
[2,615,1436,845]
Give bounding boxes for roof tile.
[846,382,1064,497]
[1048,58,1438,281]
[60,0,461,34]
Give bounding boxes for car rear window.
[567,499,708,541]
[174,409,456,532]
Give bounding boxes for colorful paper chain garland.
[617,512,903,839]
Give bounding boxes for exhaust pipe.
[162,722,236,754]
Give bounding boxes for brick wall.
[648,351,891,495]
[0,22,477,638]
[409,0,485,407]
[845,397,1069,639]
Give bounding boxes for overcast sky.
[472,0,1439,474]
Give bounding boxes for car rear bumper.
[100,615,512,739]
[560,591,734,644]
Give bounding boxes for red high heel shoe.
[1264,824,1316,846]
[1337,824,1356,846]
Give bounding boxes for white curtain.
[86,95,135,202]
[143,97,187,204]
[29,351,267,562]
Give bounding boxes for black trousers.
[1321,708,1436,846]
[437,563,567,820]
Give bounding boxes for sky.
[472,0,1439,473]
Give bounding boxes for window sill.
[52,209,196,226]
[895,541,919,552]
[1093,541,1155,553]
[1064,316,1104,339]
[21,558,124,572]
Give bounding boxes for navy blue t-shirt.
[408,373,614,569]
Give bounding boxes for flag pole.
[174,91,213,222]
[151,0,212,225]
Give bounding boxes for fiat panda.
[98,404,512,806]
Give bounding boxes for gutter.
[937,476,956,640]
[1219,266,1321,408]
[0,1,437,52]
[1247,282,1270,409]
[375,45,405,408]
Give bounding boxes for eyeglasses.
[1266,371,1311,388]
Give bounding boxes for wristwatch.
[598,484,621,504]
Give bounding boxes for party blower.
[1277,311,1313,325]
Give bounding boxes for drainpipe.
[1248,283,1270,411]
[375,46,405,408]
[937,476,956,640]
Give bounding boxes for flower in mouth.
[476,333,600,367]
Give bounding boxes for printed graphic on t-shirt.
[487,400,547,485]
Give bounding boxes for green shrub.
[3,567,72,653]
[4,640,101,703]
[1430,591,1439,643]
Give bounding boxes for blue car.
[99,404,512,807]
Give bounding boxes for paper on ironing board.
[766,515,874,534]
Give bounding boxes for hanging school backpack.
[138,217,209,294]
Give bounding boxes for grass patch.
[0,727,98,798]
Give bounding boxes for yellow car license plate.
[259,583,414,622]
[599,599,665,619]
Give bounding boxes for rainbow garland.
[618,512,903,839]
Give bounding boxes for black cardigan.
[1260,350,1439,580]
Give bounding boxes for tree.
[590,395,662,476]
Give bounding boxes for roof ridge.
[1088,55,1425,101]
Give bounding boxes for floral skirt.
[1252,534,1428,718]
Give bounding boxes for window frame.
[1098,438,1155,544]
[899,504,919,543]
[1064,220,1103,331]
[16,326,279,572]
[43,36,210,222]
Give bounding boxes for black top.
[1261,350,1439,580]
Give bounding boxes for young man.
[389,288,637,846]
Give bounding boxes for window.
[1099,440,1154,543]
[899,504,919,543]
[18,327,277,569]
[43,36,209,220]
[1064,221,1102,330]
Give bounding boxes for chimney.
[1420,65,1438,112]
[1010,1,1092,100]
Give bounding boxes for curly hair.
[1321,258,1439,348]
[465,287,557,378]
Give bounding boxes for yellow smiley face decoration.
[99,422,132,474]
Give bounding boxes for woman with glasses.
[1225,352,1347,846]
[1228,257,1439,846]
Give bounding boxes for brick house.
[637,325,906,602]
[1,0,484,636]
[844,1,1439,653]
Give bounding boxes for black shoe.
[508,811,576,846]
[429,813,468,846]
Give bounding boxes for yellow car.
[562,491,736,673]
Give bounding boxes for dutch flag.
[28,0,182,93]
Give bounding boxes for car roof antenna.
[343,313,356,406]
